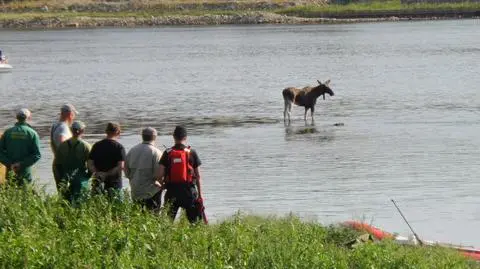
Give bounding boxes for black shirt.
[88,138,126,184]
[159,144,201,173]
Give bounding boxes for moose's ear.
[324,79,331,86]
[317,80,322,85]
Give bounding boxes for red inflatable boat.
[343,220,480,262]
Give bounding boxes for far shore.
[0,12,478,29]
[1,0,479,29]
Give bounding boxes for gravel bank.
[1,11,473,29]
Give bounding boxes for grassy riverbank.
[0,0,479,28]
[278,0,480,17]
[0,186,478,268]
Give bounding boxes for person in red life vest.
[156,126,204,223]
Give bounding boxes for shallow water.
[1,20,480,247]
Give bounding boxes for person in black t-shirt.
[157,126,204,223]
[88,122,126,198]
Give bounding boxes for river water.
[1,19,480,247]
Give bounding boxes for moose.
[282,79,334,124]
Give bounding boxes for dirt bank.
[1,11,476,29]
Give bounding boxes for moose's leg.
[287,102,293,123]
[304,107,309,122]
[310,106,315,123]
[283,99,288,123]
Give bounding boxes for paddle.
[391,199,424,246]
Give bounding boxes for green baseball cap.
[71,120,86,131]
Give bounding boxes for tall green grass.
[0,185,477,268]
[275,0,480,17]
[2,0,480,20]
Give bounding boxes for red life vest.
[167,146,194,184]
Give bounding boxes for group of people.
[0,104,206,223]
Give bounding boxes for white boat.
[0,63,13,73]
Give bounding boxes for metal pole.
[391,199,423,245]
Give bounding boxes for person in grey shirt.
[50,103,78,190]
[125,127,163,212]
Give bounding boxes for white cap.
[16,108,31,120]
[61,103,79,115]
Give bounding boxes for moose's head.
[315,79,334,100]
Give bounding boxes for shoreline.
[0,187,478,267]
[1,10,479,29]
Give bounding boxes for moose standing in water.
[282,79,335,124]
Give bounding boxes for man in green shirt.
[0,108,41,186]
[54,121,92,204]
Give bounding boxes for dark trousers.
[164,183,201,223]
[137,190,163,213]
[91,178,123,201]
[5,168,32,187]
[52,161,61,191]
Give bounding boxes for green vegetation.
[0,185,478,268]
[1,0,480,18]
[0,0,315,12]
[276,0,480,17]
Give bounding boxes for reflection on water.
[1,20,480,247]
[285,125,331,141]
[286,125,319,135]
[284,122,343,143]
